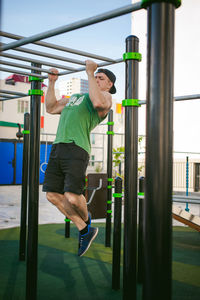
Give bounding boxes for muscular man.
[43,60,116,256]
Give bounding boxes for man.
[43,60,116,256]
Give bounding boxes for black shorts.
[42,143,89,195]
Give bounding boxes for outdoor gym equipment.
[2,1,200,300]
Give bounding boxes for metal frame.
[0,2,142,51]
[0,1,199,300]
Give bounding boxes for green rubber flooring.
[0,224,199,300]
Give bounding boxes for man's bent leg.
[64,192,88,222]
[46,192,86,231]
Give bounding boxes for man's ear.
[108,81,113,91]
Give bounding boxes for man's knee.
[65,192,80,208]
[46,192,61,206]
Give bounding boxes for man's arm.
[86,60,112,118]
[45,68,68,114]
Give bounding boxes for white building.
[59,78,89,96]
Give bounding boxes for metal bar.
[65,221,70,238]
[123,35,139,300]
[0,95,29,101]
[174,94,200,101]
[138,194,200,205]
[57,58,123,77]
[0,66,46,78]
[0,31,116,62]
[1,2,142,51]
[138,176,145,284]
[19,113,30,261]
[0,52,78,71]
[139,94,200,105]
[0,59,122,80]
[105,110,113,247]
[112,176,122,290]
[174,151,200,154]
[173,195,200,201]
[0,89,29,97]
[26,64,41,300]
[173,198,200,205]
[0,59,53,74]
[0,42,87,66]
[0,94,11,98]
[173,197,200,204]
[0,94,11,99]
[143,3,175,300]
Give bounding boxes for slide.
[172,204,200,232]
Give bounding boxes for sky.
[1,0,200,156]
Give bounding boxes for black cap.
[95,68,116,94]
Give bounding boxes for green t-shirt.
[54,93,106,154]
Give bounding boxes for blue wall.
[0,140,52,185]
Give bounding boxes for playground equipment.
[1,1,200,300]
[172,204,200,232]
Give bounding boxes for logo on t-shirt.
[66,95,84,107]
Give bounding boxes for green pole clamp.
[122,99,141,107]
[28,89,44,96]
[29,76,44,82]
[107,185,113,189]
[141,0,181,9]
[107,210,112,214]
[138,192,145,196]
[107,178,114,182]
[107,131,114,135]
[22,130,30,134]
[113,193,122,198]
[107,121,114,125]
[107,200,112,204]
[123,52,142,62]
[64,218,70,222]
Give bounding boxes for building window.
[5,79,15,85]
[18,100,29,113]
[91,133,95,145]
[91,155,95,166]
[0,101,3,112]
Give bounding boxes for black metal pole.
[26,65,42,300]
[123,35,139,300]
[65,219,70,238]
[112,176,122,290]
[138,176,145,284]
[105,110,113,247]
[143,2,175,300]
[19,113,30,261]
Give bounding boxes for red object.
[5,74,47,87]
[41,94,45,103]
[40,116,44,128]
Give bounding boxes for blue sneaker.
[78,227,98,257]
[78,213,92,249]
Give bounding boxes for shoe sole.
[79,228,99,257]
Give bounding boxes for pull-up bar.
[0,58,123,80]
[57,58,123,77]
[0,2,142,51]
[0,42,89,66]
[0,60,52,75]
[0,31,116,63]
[0,66,46,79]
[0,52,80,71]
